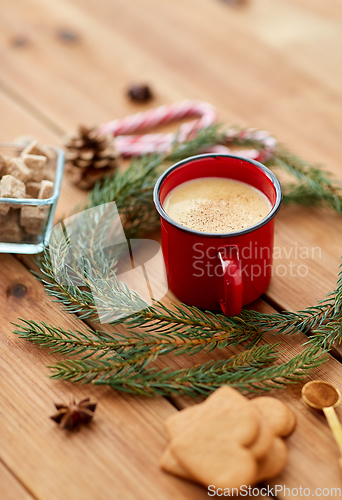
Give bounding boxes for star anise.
[51,397,97,431]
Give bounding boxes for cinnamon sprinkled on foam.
[163,177,272,233]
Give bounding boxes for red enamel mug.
[153,154,282,316]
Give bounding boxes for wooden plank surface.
[0,0,342,498]
[0,461,34,500]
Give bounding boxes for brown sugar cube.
[0,175,26,213]
[42,168,55,181]
[26,181,41,198]
[5,157,31,182]
[0,225,25,242]
[38,180,54,199]
[22,154,47,182]
[0,210,25,242]
[0,175,26,198]
[0,204,10,216]
[20,205,48,235]
[21,140,52,160]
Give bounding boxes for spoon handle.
[323,406,342,469]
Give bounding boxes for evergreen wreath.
[13,125,342,397]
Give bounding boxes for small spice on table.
[51,396,97,431]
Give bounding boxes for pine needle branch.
[13,303,261,364]
[48,344,280,390]
[48,345,326,397]
[39,228,342,355]
[273,146,342,213]
[240,300,335,337]
[121,301,260,345]
[38,251,98,320]
[306,315,342,351]
[167,126,226,162]
[242,261,342,346]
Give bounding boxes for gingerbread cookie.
[255,437,289,482]
[160,446,193,480]
[168,387,260,489]
[248,406,274,460]
[166,386,259,444]
[250,397,296,437]
[161,388,296,488]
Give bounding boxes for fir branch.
[241,262,342,344]
[13,320,112,358]
[48,345,326,397]
[13,302,260,364]
[83,127,342,225]
[167,125,226,162]
[87,154,162,210]
[88,154,163,237]
[39,251,98,320]
[273,146,342,213]
[308,315,342,353]
[306,315,342,351]
[224,132,342,213]
[120,301,260,347]
[39,233,340,353]
[240,300,335,337]
[48,344,280,391]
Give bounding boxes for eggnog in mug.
[163,177,272,234]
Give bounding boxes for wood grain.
[0,461,34,500]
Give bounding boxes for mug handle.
[218,245,243,316]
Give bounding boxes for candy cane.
[99,100,217,156]
[98,100,276,161]
[222,128,277,163]
[99,100,216,137]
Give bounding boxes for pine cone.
[64,125,120,189]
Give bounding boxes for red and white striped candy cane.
[98,100,217,156]
[98,100,276,161]
[222,128,277,163]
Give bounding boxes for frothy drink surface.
[163,177,272,233]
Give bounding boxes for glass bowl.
[0,142,64,254]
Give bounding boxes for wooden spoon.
[302,380,342,470]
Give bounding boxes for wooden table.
[1,0,342,498]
